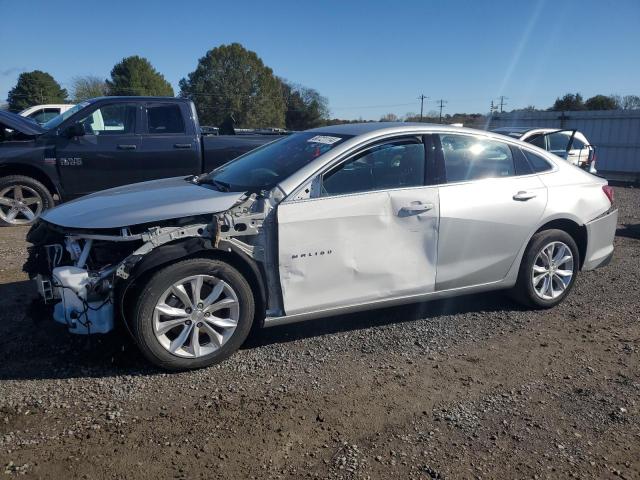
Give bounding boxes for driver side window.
[321,139,425,197]
[78,104,137,135]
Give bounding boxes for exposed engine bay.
[23,192,280,335]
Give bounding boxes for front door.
[434,133,547,290]
[55,102,141,197]
[277,137,439,316]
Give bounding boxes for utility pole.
[436,99,447,123]
[499,96,508,113]
[418,94,428,121]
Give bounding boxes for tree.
[71,75,108,101]
[7,70,67,112]
[510,105,539,113]
[380,113,399,122]
[280,80,329,130]
[621,95,640,110]
[179,43,285,128]
[585,94,619,110]
[550,93,585,111]
[106,56,174,96]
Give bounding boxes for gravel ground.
[0,186,638,479]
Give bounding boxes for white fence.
[487,110,640,180]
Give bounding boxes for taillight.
[602,185,614,205]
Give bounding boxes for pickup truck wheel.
[132,258,255,371]
[0,175,54,226]
[513,229,579,309]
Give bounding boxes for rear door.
[435,133,547,290]
[277,136,440,316]
[139,102,201,178]
[55,102,142,196]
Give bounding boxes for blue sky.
[1,0,639,119]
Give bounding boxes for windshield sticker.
[307,135,342,145]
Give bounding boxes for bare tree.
[380,113,399,122]
[71,75,108,101]
[622,95,640,110]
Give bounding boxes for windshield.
[204,132,353,192]
[43,101,90,130]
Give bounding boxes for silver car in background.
[25,123,618,370]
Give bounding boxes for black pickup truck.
[0,97,280,225]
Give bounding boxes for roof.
[88,96,191,103]
[309,121,473,136]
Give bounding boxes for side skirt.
[263,278,513,328]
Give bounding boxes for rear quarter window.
[522,149,553,172]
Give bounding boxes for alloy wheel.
[531,241,574,300]
[153,274,240,358]
[0,185,43,225]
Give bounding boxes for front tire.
[0,175,54,226]
[131,258,255,371]
[513,229,579,308]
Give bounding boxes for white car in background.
[19,104,75,125]
[493,127,596,173]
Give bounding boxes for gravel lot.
[0,186,638,479]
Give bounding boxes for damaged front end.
[23,192,280,336]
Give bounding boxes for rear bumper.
[582,208,618,271]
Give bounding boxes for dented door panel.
[277,187,439,316]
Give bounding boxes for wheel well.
[119,246,267,331]
[535,218,587,268]
[0,164,59,199]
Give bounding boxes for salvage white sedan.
[25,123,618,370]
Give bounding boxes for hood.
[0,110,47,136]
[42,177,245,229]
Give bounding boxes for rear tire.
[513,229,579,309]
[0,175,54,226]
[131,257,255,371]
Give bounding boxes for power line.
[418,94,428,121]
[436,99,447,123]
[499,95,508,113]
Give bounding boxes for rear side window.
[29,108,60,124]
[526,134,546,149]
[439,134,514,182]
[147,104,185,134]
[547,132,571,152]
[522,149,553,172]
[571,137,587,150]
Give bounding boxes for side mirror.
[62,123,85,138]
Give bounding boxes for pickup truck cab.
[0,97,278,225]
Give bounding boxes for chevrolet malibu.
[25,123,618,370]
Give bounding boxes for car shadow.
[616,224,640,240]
[244,291,521,349]
[0,278,523,381]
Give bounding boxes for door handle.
[174,143,192,149]
[117,144,137,150]
[399,202,434,215]
[513,191,537,201]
